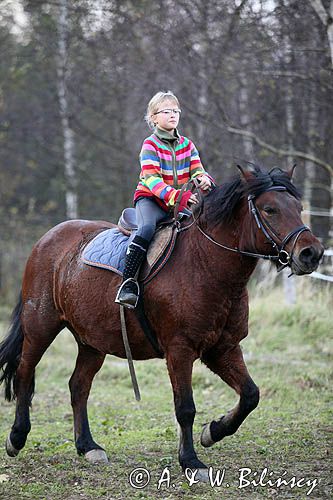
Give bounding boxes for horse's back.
[36,219,115,248]
[22,219,115,298]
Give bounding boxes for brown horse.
[0,166,323,479]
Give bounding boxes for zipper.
[168,143,178,188]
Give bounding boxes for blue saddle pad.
[82,228,136,275]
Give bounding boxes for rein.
[174,177,205,232]
[178,184,310,271]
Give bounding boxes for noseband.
[185,185,310,271]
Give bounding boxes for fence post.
[283,268,296,305]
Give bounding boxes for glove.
[177,190,192,212]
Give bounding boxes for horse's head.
[201,165,324,276]
[238,165,324,275]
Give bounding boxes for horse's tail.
[0,292,29,402]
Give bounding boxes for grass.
[0,284,332,499]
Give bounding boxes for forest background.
[0,0,332,305]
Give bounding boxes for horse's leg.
[6,326,61,456]
[69,343,107,463]
[166,346,209,481]
[200,344,260,447]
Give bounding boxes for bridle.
[177,184,310,271]
[245,186,310,269]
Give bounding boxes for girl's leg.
[135,198,168,241]
[115,198,167,308]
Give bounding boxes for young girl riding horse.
[115,91,213,308]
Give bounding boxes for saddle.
[82,207,191,283]
[117,207,191,236]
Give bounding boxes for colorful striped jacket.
[134,128,208,211]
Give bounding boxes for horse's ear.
[237,164,255,182]
[287,164,297,179]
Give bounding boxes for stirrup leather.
[115,278,140,309]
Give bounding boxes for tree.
[309,0,333,66]
[56,0,78,218]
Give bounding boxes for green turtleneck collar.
[154,127,180,143]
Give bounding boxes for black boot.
[115,235,149,308]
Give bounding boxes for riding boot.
[115,235,149,309]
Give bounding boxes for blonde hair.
[145,91,180,129]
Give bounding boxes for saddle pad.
[81,225,174,278]
[82,228,136,275]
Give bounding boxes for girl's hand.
[178,191,198,211]
[188,193,199,205]
[197,175,212,191]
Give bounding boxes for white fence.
[307,249,333,283]
[282,248,332,305]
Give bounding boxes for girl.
[115,91,212,308]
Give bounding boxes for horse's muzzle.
[291,243,324,275]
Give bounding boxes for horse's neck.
[189,213,257,289]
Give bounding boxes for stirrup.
[115,278,140,309]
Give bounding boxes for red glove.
[177,190,192,212]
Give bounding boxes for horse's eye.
[263,206,276,215]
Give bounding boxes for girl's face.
[152,99,181,133]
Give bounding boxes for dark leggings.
[135,198,169,242]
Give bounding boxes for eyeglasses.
[153,109,182,116]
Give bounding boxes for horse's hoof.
[85,449,108,464]
[184,467,210,483]
[200,423,215,448]
[6,435,20,457]
[196,468,210,482]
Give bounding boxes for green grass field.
[0,284,332,499]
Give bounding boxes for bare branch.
[183,102,332,176]
[226,126,333,175]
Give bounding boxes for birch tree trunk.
[304,97,318,228]
[196,8,209,145]
[197,75,208,145]
[309,121,332,243]
[283,37,296,305]
[56,0,78,219]
[239,72,254,159]
[309,0,333,67]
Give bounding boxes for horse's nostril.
[301,248,313,258]
[299,246,320,265]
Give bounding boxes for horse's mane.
[202,166,301,227]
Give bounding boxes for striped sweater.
[134,128,208,211]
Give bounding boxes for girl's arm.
[189,142,214,189]
[189,142,206,179]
